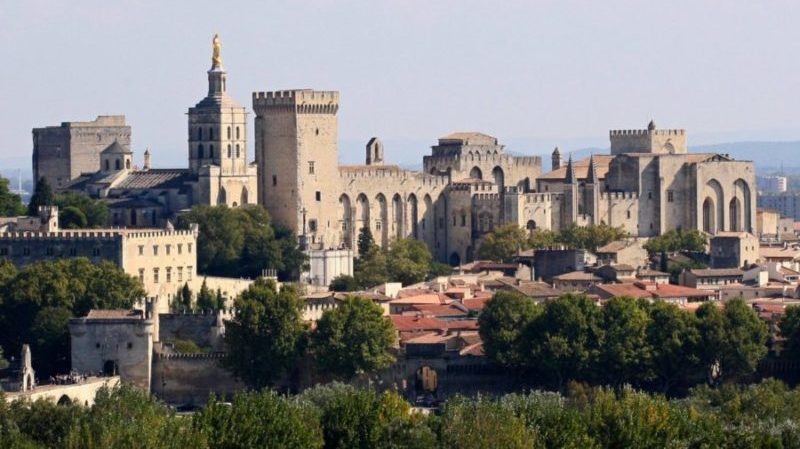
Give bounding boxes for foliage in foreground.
[6,380,800,449]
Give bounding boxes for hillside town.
[2,5,800,447]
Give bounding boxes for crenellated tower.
[252,89,341,248]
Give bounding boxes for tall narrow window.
[236,126,240,139]
[236,144,240,158]
[198,144,204,159]
[309,161,315,174]
[209,144,214,158]
[272,175,277,186]
[227,126,231,139]
[198,128,203,140]
[227,145,232,158]
[209,127,214,140]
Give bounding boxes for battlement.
[63,115,128,128]
[252,90,340,114]
[0,227,197,241]
[609,129,685,137]
[473,192,501,202]
[600,191,640,200]
[339,166,450,186]
[156,351,226,360]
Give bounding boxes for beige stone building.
[0,207,252,314]
[41,36,257,227]
[32,115,131,189]
[252,86,755,265]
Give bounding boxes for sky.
[1,0,799,173]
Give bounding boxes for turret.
[551,147,561,171]
[366,137,384,166]
[564,155,576,184]
[143,149,151,170]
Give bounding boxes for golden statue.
[212,34,222,67]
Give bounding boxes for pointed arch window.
[227,145,232,158]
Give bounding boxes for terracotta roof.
[589,282,713,300]
[438,132,497,145]
[390,315,447,332]
[444,320,479,331]
[553,271,601,281]
[538,155,614,181]
[688,268,744,277]
[389,294,450,305]
[410,303,469,317]
[760,247,800,260]
[463,297,491,311]
[498,279,562,298]
[637,269,669,277]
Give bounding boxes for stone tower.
[187,35,249,178]
[252,89,340,248]
[551,147,561,171]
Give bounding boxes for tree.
[357,226,375,258]
[196,279,215,311]
[223,279,308,388]
[173,283,193,312]
[559,223,628,252]
[54,191,108,228]
[478,291,539,369]
[354,247,389,289]
[194,390,323,449]
[176,205,307,280]
[27,177,53,216]
[439,396,535,449]
[59,206,88,229]
[528,229,560,249]
[477,224,529,262]
[780,305,800,359]
[525,294,604,387]
[428,261,453,278]
[644,229,707,254]
[330,275,360,292]
[0,259,144,376]
[386,239,433,286]
[696,299,768,384]
[312,296,395,379]
[646,300,702,393]
[600,297,653,387]
[0,176,25,217]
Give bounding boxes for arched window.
[227,126,231,139]
[198,144,204,159]
[198,128,202,140]
[236,144,240,158]
[209,127,214,140]
[209,144,214,158]
[236,126,240,140]
[227,145,232,158]
[115,159,121,170]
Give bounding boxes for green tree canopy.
[223,279,308,388]
[525,294,605,387]
[176,205,307,280]
[196,279,215,311]
[0,259,144,376]
[354,247,389,289]
[477,224,529,262]
[312,296,395,380]
[386,239,433,286]
[54,191,108,228]
[329,274,360,292]
[27,177,54,216]
[0,176,25,217]
[600,297,653,387]
[646,300,702,393]
[58,206,87,229]
[478,291,539,369]
[644,229,707,254]
[357,226,375,258]
[780,305,800,359]
[558,223,629,252]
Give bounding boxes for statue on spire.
[212,34,222,68]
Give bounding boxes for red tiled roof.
[411,304,469,317]
[590,282,713,300]
[390,315,448,332]
[463,297,490,311]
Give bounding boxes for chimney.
[143,149,151,170]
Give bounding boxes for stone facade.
[32,115,131,189]
[41,36,257,228]
[69,310,154,390]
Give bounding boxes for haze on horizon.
[1,0,798,173]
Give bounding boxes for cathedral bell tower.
[187,34,249,182]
